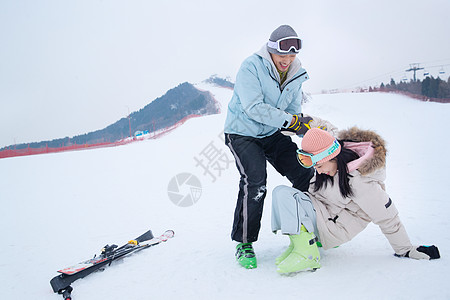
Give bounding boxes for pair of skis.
[50,229,174,300]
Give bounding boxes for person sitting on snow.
[271,127,440,274]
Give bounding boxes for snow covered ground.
[1,84,449,300]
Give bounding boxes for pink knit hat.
[301,128,341,165]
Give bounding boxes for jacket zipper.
[284,71,307,88]
[265,59,307,91]
[275,71,307,92]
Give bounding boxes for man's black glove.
[395,245,440,260]
[283,114,313,136]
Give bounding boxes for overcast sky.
[1,0,449,148]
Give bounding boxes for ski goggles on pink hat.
[267,36,302,53]
[296,140,340,168]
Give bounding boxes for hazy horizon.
[1,0,449,147]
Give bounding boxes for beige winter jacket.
[308,127,413,255]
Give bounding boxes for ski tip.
[164,230,175,238]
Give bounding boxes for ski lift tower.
[406,63,424,82]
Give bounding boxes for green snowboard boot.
[236,243,257,269]
[277,227,321,274]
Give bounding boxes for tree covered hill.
[372,76,450,103]
[6,81,220,150]
[203,74,235,89]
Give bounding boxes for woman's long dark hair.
[313,140,360,198]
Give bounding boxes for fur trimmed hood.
[338,127,387,175]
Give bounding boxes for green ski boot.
[236,243,257,269]
[277,226,321,274]
[275,236,294,265]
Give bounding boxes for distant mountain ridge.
[203,74,234,89]
[5,80,222,150]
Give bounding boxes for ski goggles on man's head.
[267,36,302,53]
[296,140,340,168]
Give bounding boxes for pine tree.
[421,77,431,97]
[390,78,396,87]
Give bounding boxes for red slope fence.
[0,114,201,160]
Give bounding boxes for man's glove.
[283,114,313,136]
[395,245,440,260]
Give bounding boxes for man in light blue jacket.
[224,25,315,269]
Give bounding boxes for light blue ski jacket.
[224,45,309,138]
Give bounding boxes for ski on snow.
[50,229,174,300]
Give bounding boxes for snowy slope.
[0,85,449,300]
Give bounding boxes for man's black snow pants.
[225,131,314,243]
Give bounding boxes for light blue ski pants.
[271,185,319,237]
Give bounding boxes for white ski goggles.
[267,36,302,53]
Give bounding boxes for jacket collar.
[344,141,375,173]
[255,44,303,85]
